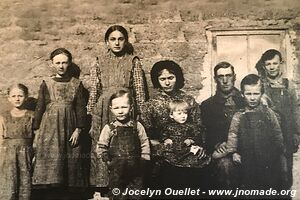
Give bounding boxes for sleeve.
[189,99,204,130]
[161,125,171,142]
[289,81,300,136]
[268,109,284,153]
[137,122,151,160]
[33,81,49,130]
[139,101,155,138]
[191,124,204,146]
[74,82,87,128]
[226,112,242,153]
[87,59,102,114]
[0,116,5,140]
[97,125,112,155]
[131,56,149,115]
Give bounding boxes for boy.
[226,74,284,192]
[256,49,300,189]
[97,89,150,200]
[161,99,209,190]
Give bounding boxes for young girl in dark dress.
[32,48,87,199]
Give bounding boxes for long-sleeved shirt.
[97,120,150,160]
[226,104,284,154]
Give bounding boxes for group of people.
[0,24,299,200]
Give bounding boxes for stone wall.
[1,0,300,199]
[1,0,300,100]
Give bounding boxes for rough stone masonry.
[0,0,300,198]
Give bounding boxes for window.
[202,28,289,98]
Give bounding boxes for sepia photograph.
[0,0,299,199]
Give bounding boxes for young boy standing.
[97,89,150,200]
[226,74,284,192]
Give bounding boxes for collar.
[51,75,72,82]
[112,119,134,127]
[107,49,127,58]
[245,103,266,112]
[214,87,242,104]
[155,88,184,98]
[265,74,286,88]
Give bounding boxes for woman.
[88,25,148,190]
[140,60,206,194]
[141,60,201,141]
[32,48,87,199]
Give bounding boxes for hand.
[150,139,161,146]
[101,152,111,163]
[232,153,241,164]
[184,139,195,146]
[216,142,227,154]
[164,139,173,146]
[32,156,36,167]
[33,130,39,152]
[69,128,81,147]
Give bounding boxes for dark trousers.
[108,158,144,200]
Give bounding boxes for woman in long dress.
[32,48,87,199]
[88,25,148,192]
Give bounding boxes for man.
[256,49,300,189]
[200,62,244,189]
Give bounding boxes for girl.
[32,48,87,199]
[88,25,148,190]
[0,84,34,200]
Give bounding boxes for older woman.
[140,60,206,193]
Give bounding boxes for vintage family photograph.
[0,0,299,199]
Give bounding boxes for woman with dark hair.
[32,48,87,199]
[141,60,200,140]
[87,25,148,194]
[140,60,205,194]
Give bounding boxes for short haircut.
[109,89,133,106]
[260,49,282,63]
[50,48,72,63]
[8,83,29,97]
[240,74,264,93]
[150,60,184,90]
[169,99,189,113]
[213,62,235,77]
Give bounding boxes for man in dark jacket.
[200,62,244,189]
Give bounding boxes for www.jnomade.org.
[119,188,297,198]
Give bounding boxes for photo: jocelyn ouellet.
[0,0,300,200]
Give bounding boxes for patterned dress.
[140,89,202,141]
[33,76,87,187]
[162,122,210,168]
[87,51,148,187]
[0,110,34,200]
[140,89,203,191]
